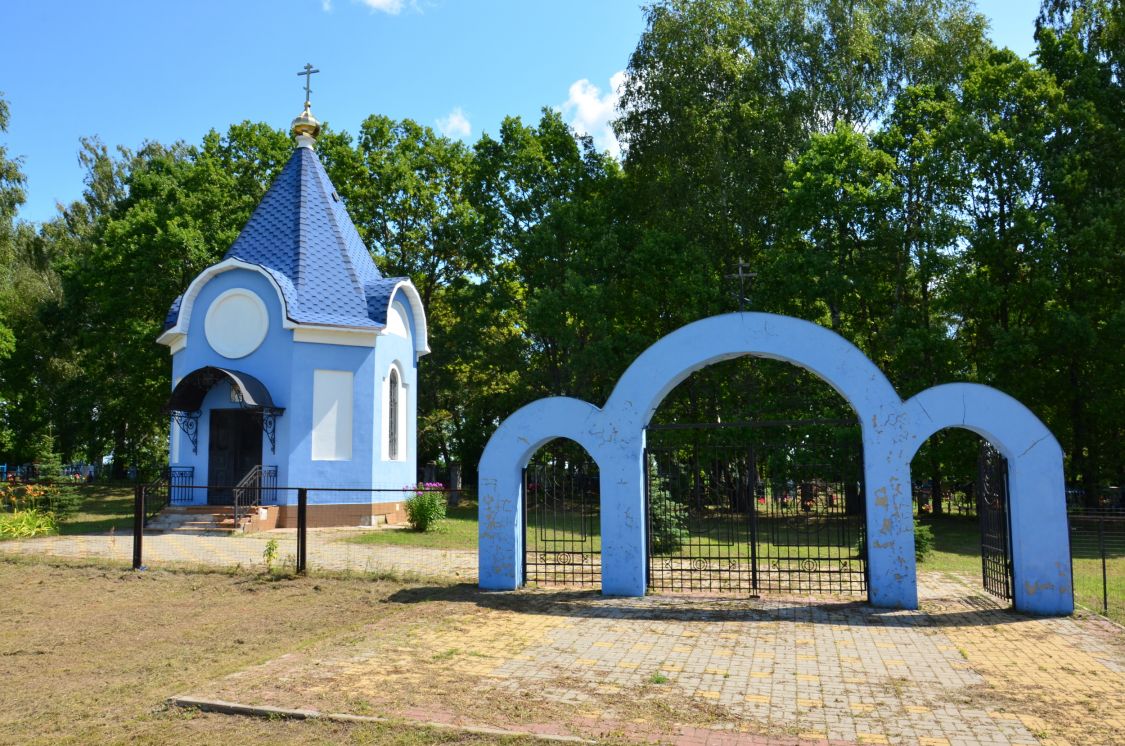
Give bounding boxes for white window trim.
[381,362,408,462]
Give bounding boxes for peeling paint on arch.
[478,313,1073,615]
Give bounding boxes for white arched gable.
[385,301,410,339]
[156,258,294,351]
[383,282,430,356]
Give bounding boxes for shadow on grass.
[383,580,1034,629]
[58,485,134,536]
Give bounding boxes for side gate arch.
[478,313,1073,615]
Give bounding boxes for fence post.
[1098,513,1108,615]
[132,484,145,570]
[449,463,462,507]
[296,488,307,575]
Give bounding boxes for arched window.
[388,368,400,460]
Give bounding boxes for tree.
[1034,0,1125,502]
[0,94,25,257]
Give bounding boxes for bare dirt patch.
[0,559,538,744]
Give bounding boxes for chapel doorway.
[208,409,263,505]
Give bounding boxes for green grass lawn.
[59,484,135,535]
[916,515,983,573]
[919,515,1125,624]
[345,501,480,550]
[0,484,135,540]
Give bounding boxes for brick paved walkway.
[188,573,1123,745]
[0,529,477,580]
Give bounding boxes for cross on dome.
[291,63,322,144]
[297,63,319,106]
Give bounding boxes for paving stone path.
[5,532,1122,744]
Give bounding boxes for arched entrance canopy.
[165,366,284,455]
[478,312,1073,615]
[165,366,281,413]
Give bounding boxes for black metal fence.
[1068,508,1125,620]
[125,482,469,578]
[977,444,1013,601]
[645,422,867,596]
[523,443,601,587]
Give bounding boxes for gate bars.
[977,442,1014,601]
[522,453,601,586]
[644,423,867,596]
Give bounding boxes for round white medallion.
[204,289,268,359]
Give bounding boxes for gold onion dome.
[291,102,321,140]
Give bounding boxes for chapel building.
[156,96,428,527]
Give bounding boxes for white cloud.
[437,107,472,139]
[322,0,418,14]
[561,70,626,158]
[356,0,405,13]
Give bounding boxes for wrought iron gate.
[978,442,1014,600]
[645,422,867,595]
[523,443,601,586]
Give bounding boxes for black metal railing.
[168,466,194,505]
[977,443,1013,601]
[1069,508,1124,619]
[142,476,168,526]
[232,465,278,527]
[523,452,602,587]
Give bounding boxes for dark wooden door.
[208,410,263,505]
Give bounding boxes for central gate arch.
[479,313,1072,615]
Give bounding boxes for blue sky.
[4,0,1041,224]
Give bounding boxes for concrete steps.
[145,506,250,535]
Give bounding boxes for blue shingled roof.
[164,294,183,330]
[164,145,412,331]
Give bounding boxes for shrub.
[406,482,446,532]
[0,509,58,539]
[42,485,82,519]
[915,520,935,562]
[0,483,81,520]
[648,463,687,554]
[262,538,279,571]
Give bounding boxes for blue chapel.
[156,97,428,527]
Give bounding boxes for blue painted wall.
[370,299,419,494]
[168,268,421,506]
[171,269,293,496]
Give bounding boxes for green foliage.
[647,462,687,554]
[0,509,58,539]
[0,482,80,521]
[262,538,279,571]
[405,484,446,532]
[32,432,63,480]
[914,521,935,563]
[0,0,1120,504]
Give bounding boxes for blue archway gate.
[644,418,867,596]
[479,313,1074,615]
